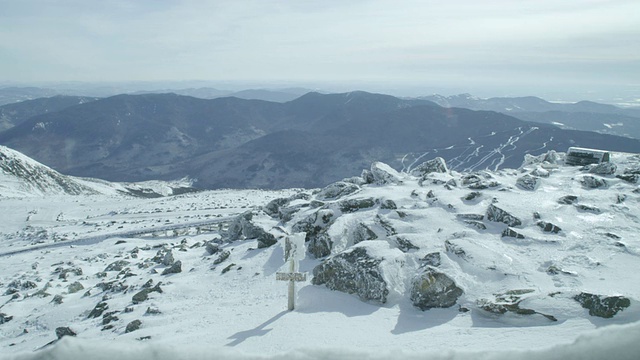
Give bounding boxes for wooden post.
[276,235,307,311]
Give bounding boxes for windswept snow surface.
[1,152,640,358]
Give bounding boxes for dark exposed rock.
[558,195,578,205]
[463,192,482,201]
[161,260,182,275]
[580,175,608,189]
[379,199,397,210]
[0,313,13,324]
[575,204,601,213]
[263,197,290,217]
[132,283,163,304]
[312,247,389,304]
[338,198,376,213]
[55,327,77,339]
[145,306,161,315]
[102,311,119,326]
[7,280,37,291]
[56,266,83,280]
[221,263,236,274]
[456,214,484,221]
[616,174,639,183]
[445,240,466,258]
[502,228,525,239]
[537,221,561,233]
[464,220,487,230]
[51,294,64,304]
[292,209,335,258]
[204,241,220,255]
[351,223,378,245]
[486,204,522,227]
[395,237,419,252]
[574,292,631,318]
[516,174,539,191]
[213,250,230,265]
[308,232,333,258]
[316,181,360,200]
[67,281,84,294]
[95,280,128,293]
[410,268,463,310]
[125,320,142,333]
[224,211,277,248]
[421,252,441,267]
[409,157,448,177]
[468,181,500,190]
[361,169,375,184]
[88,302,109,319]
[105,260,130,272]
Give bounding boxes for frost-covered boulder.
[350,223,378,245]
[587,162,617,175]
[580,175,608,189]
[316,182,360,200]
[104,260,129,272]
[557,195,578,205]
[292,209,335,258]
[410,268,463,310]
[502,228,525,239]
[516,174,539,191]
[410,157,448,177]
[312,247,389,304]
[161,260,182,275]
[486,204,522,227]
[522,150,561,167]
[224,211,277,248]
[125,319,142,333]
[67,281,84,294]
[0,312,13,324]
[477,289,556,321]
[574,292,631,318]
[370,162,402,185]
[55,327,77,339]
[263,193,311,220]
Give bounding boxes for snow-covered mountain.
[0,145,197,198]
[1,150,639,358]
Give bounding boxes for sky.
[1,0,639,100]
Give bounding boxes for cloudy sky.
[1,0,639,99]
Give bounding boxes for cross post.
[276,234,307,311]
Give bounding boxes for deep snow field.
[2,151,640,359]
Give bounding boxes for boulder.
[379,199,397,210]
[463,192,482,201]
[410,268,463,310]
[224,211,277,248]
[616,174,638,183]
[581,175,608,189]
[316,181,360,200]
[574,292,631,318]
[67,281,84,294]
[88,302,109,319]
[204,241,220,255]
[125,319,142,333]
[312,247,389,304]
[516,174,539,191]
[338,198,376,213]
[104,260,130,272]
[395,237,419,252]
[350,223,378,245]
[421,252,441,267]
[588,162,617,175]
[370,162,402,185]
[0,312,13,324]
[537,221,561,234]
[292,209,335,258]
[477,289,556,321]
[308,232,333,258]
[55,327,77,339]
[161,260,182,275]
[213,250,230,265]
[558,195,578,205]
[502,228,525,239]
[132,283,163,304]
[486,204,522,227]
[409,157,448,177]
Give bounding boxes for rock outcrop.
[574,292,631,318]
[410,268,463,310]
[312,247,389,304]
[409,157,448,177]
[486,204,522,227]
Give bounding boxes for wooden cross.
[276,234,307,311]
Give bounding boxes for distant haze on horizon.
[1,0,639,103]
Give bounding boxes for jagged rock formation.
[574,293,631,318]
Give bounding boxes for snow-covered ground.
[1,151,640,359]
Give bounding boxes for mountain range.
[0,91,639,189]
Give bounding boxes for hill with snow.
[0,145,197,198]
[1,150,639,358]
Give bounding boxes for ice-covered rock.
[338,197,376,213]
[574,292,631,318]
[0,313,13,324]
[558,195,578,205]
[477,289,556,321]
[370,162,402,185]
[224,211,277,248]
[516,174,539,191]
[580,175,608,189]
[312,247,389,304]
[292,209,335,258]
[55,327,77,339]
[486,204,522,227]
[537,221,561,234]
[409,157,448,177]
[410,267,463,310]
[161,260,182,275]
[316,181,360,200]
[587,162,617,175]
[125,319,142,333]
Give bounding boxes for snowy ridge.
[0,145,196,198]
[1,151,639,357]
